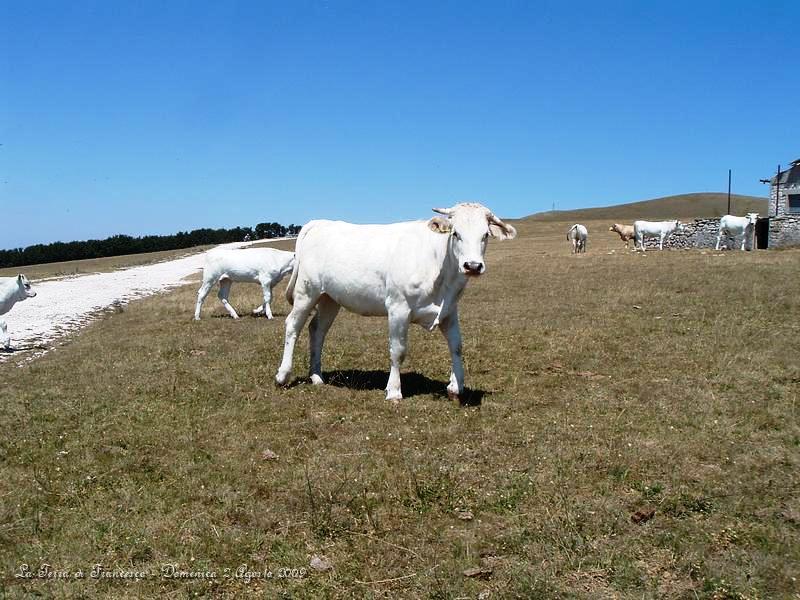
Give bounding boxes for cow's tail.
[284,222,314,306]
[567,224,577,240]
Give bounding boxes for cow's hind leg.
[257,280,274,319]
[1,319,9,350]
[386,305,411,401]
[275,289,319,386]
[217,277,239,319]
[308,294,341,385]
[439,311,464,400]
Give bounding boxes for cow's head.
[746,213,759,225]
[17,274,36,299]
[428,203,516,276]
[675,220,685,232]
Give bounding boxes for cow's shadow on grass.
[1,344,47,353]
[324,369,486,406]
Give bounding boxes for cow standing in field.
[0,274,37,350]
[633,220,684,251]
[567,224,588,253]
[274,203,517,401]
[194,248,295,320]
[609,223,635,249]
[716,213,758,251]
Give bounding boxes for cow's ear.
[428,216,452,234]
[17,274,23,282]
[489,222,517,240]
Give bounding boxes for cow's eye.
[452,231,461,241]
[482,232,489,241]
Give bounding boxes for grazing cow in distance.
[274,202,517,402]
[633,220,684,251]
[609,223,635,249]
[567,224,588,253]
[195,248,295,320]
[0,274,37,350]
[716,213,758,251]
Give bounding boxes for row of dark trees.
[0,222,302,269]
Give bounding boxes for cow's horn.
[432,207,454,216]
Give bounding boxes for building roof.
[771,162,800,186]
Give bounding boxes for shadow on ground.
[324,369,486,406]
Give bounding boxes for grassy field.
[1,215,798,598]
[0,246,215,281]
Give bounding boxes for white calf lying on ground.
[567,224,588,253]
[275,203,517,401]
[609,223,635,249]
[195,248,295,320]
[633,219,683,251]
[0,274,37,349]
[716,213,758,251]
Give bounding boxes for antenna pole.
[727,169,731,214]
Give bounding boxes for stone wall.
[768,216,800,248]
[647,216,800,250]
[651,219,741,250]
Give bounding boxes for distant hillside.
[526,193,769,222]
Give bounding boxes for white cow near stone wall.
[195,248,295,320]
[716,213,758,251]
[0,274,37,349]
[274,203,516,402]
[634,220,684,251]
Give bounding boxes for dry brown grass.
[530,192,768,222]
[1,218,798,598]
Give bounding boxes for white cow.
[716,213,758,251]
[274,203,517,401]
[567,224,588,253]
[633,220,684,251]
[194,248,295,320]
[0,274,37,349]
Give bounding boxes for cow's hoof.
[275,371,290,386]
[447,390,461,402]
[310,374,324,385]
[385,390,403,402]
[447,382,461,399]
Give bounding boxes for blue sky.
[1,1,797,248]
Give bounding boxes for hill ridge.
[525,192,768,222]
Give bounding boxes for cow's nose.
[464,261,483,274]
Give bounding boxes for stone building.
[760,160,800,248]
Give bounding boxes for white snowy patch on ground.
[1,239,288,363]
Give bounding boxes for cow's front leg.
[386,305,410,401]
[308,295,340,385]
[439,312,464,400]
[659,233,665,250]
[1,319,9,350]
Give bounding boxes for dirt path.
[1,240,285,363]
